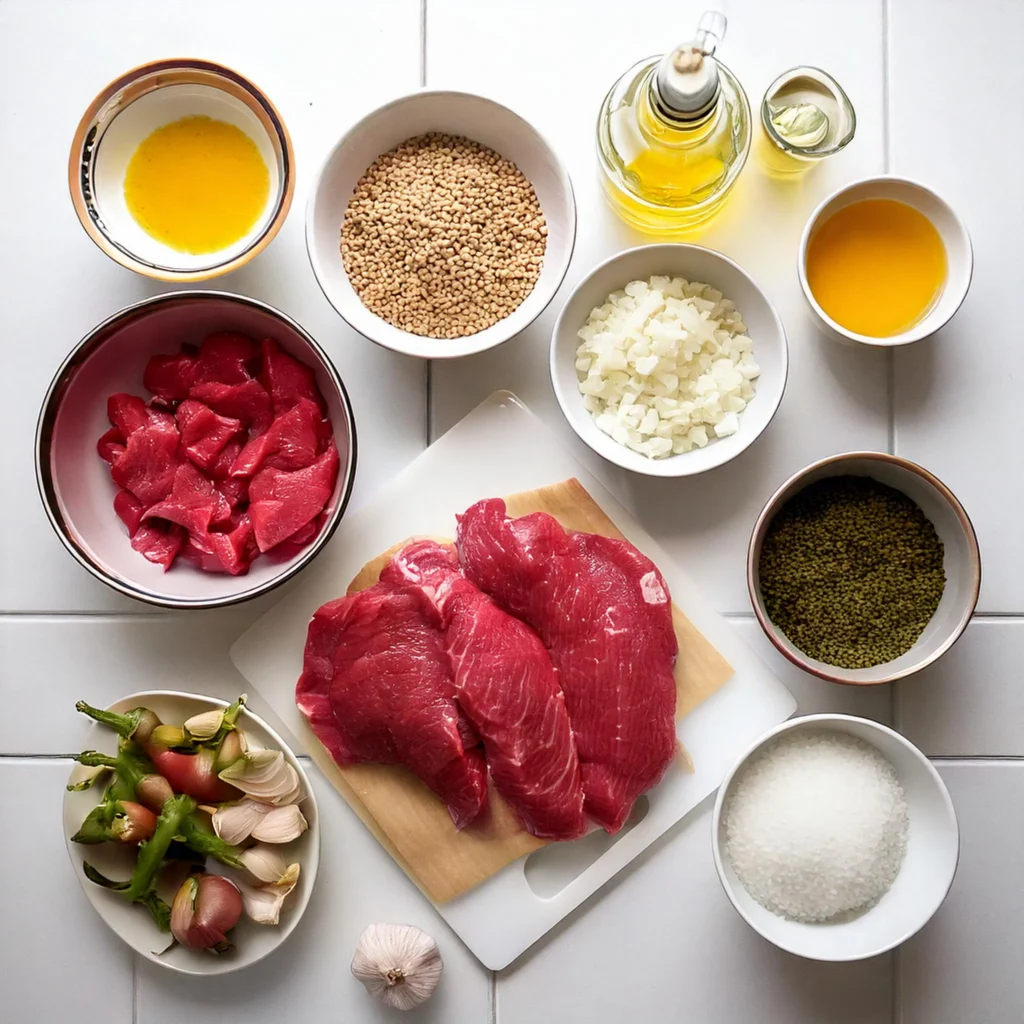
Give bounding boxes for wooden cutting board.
[311,477,733,903]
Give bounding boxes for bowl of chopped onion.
[550,244,787,477]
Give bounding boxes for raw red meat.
[248,443,338,552]
[144,463,232,537]
[384,540,587,841]
[144,348,198,402]
[193,332,258,385]
[259,338,324,415]
[98,332,337,575]
[296,581,488,830]
[113,490,146,535]
[190,380,273,435]
[131,522,185,571]
[110,419,180,506]
[456,499,678,834]
[175,400,243,471]
[97,428,126,466]
[229,398,321,477]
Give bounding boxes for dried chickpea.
[340,133,547,339]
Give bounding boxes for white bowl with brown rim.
[306,89,576,359]
[746,452,981,684]
[69,59,295,281]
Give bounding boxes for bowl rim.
[68,57,296,282]
[63,689,321,975]
[797,174,974,347]
[549,241,789,478]
[35,289,358,610]
[746,450,982,684]
[304,87,578,360]
[710,712,961,962]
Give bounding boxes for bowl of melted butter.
[70,59,294,281]
[798,176,972,347]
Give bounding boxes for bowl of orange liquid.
[69,60,294,282]
[798,177,972,347]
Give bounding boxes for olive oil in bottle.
[596,11,751,234]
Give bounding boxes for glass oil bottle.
[596,11,751,234]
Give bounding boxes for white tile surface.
[0,0,426,613]
[136,766,491,1024]
[897,620,1024,756]
[426,0,889,613]
[889,0,1024,612]
[900,762,1024,1024]
[495,799,893,1024]
[0,761,134,1024]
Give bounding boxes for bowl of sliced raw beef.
[36,291,357,608]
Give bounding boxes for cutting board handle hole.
[523,796,651,899]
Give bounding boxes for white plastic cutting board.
[231,391,796,969]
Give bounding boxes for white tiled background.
[1,0,1020,1021]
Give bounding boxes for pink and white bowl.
[36,291,357,609]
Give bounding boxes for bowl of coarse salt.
[711,714,959,961]
[307,90,576,359]
[550,243,788,477]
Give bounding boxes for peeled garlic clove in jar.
[351,923,443,1011]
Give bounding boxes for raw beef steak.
[296,578,488,830]
[456,499,678,833]
[384,539,586,841]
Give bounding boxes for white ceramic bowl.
[550,244,788,477]
[747,451,981,685]
[36,291,357,609]
[306,89,576,359]
[69,59,295,281]
[712,714,959,961]
[798,176,973,347]
[63,691,320,975]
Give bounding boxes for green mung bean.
[758,475,945,669]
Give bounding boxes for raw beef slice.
[296,581,488,830]
[456,499,678,833]
[384,540,586,841]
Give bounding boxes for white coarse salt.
[722,730,909,924]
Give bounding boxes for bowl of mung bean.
[306,90,576,359]
[747,451,980,684]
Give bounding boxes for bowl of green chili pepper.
[747,451,980,684]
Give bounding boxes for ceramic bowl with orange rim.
[747,452,980,685]
[69,59,295,281]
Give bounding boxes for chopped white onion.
[575,276,759,459]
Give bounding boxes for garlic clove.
[351,923,443,1011]
[250,803,308,844]
[184,709,225,742]
[237,844,300,886]
[218,749,302,805]
[66,763,110,792]
[236,865,301,926]
[211,798,272,846]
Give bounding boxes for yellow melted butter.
[124,115,270,255]
[806,198,947,338]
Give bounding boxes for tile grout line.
[132,953,139,1024]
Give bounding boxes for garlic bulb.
[351,924,443,1011]
[218,749,302,805]
[250,803,308,843]
[184,709,224,741]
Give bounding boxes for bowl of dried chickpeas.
[306,89,576,359]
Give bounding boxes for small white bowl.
[306,89,576,359]
[712,714,959,962]
[798,176,973,347]
[63,690,320,975]
[70,59,295,281]
[550,244,788,477]
[747,451,981,685]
